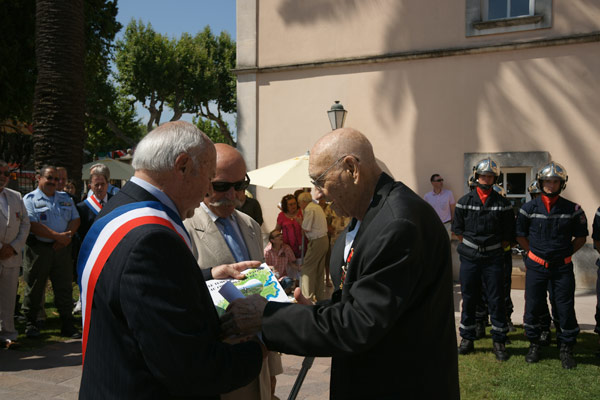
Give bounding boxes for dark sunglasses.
[433,179,444,182]
[1,171,10,177]
[212,174,250,192]
[43,175,60,182]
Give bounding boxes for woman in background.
[275,194,305,259]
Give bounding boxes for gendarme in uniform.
[22,167,80,338]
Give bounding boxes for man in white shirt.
[424,174,455,237]
[298,191,329,301]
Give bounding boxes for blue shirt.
[24,188,80,243]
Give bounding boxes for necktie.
[99,199,105,208]
[216,217,250,262]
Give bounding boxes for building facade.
[235,0,600,287]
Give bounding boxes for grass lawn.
[12,276,82,351]
[459,327,600,400]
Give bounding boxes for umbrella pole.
[287,356,315,400]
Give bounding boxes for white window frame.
[466,0,552,37]
[498,166,530,206]
[482,0,535,21]
[462,152,549,196]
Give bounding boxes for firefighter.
[527,180,559,346]
[474,184,516,338]
[453,158,514,361]
[516,162,588,369]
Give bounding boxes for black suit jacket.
[261,173,460,399]
[76,194,112,240]
[79,181,262,399]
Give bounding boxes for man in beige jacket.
[0,160,30,347]
[184,144,281,400]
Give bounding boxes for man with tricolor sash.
[76,163,113,240]
[77,121,264,399]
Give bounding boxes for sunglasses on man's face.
[433,179,444,182]
[211,174,250,192]
[43,176,60,182]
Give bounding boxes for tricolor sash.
[77,201,191,363]
[84,194,102,215]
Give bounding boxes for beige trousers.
[300,235,329,302]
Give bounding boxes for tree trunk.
[33,0,85,187]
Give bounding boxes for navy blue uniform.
[452,190,515,343]
[593,207,600,335]
[516,196,588,344]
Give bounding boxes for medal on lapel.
[340,248,354,290]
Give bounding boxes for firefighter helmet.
[536,161,568,192]
[492,184,506,197]
[527,179,542,194]
[473,157,500,177]
[468,173,477,190]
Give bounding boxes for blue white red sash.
[77,201,191,363]
[84,194,102,215]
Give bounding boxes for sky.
[114,0,236,127]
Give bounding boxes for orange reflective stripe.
[528,251,572,268]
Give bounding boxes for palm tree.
[32,0,85,184]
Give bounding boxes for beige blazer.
[0,188,30,268]
[184,206,264,268]
[183,205,275,400]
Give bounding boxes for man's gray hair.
[89,163,110,181]
[0,159,7,168]
[132,121,211,172]
[297,192,313,204]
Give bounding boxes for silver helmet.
[473,157,500,177]
[492,184,506,197]
[536,161,568,191]
[468,173,477,190]
[527,179,542,194]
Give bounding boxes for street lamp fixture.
[327,100,347,130]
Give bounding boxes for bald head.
[215,143,246,174]
[205,144,248,218]
[309,128,382,220]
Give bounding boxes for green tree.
[1,0,141,169]
[115,20,177,132]
[116,21,237,145]
[193,116,229,144]
[83,0,142,157]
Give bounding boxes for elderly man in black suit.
[78,121,264,399]
[223,128,460,399]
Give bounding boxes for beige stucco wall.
[253,42,600,236]
[257,0,600,67]
[237,0,600,287]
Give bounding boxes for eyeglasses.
[212,174,250,192]
[1,171,10,177]
[43,176,60,182]
[310,155,358,189]
[433,179,444,182]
